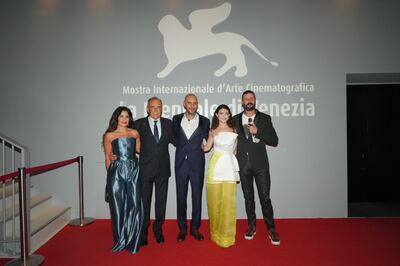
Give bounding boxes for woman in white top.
[203,104,239,248]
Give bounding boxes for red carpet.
[1,218,400,266]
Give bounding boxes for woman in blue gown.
[103,106,143,254]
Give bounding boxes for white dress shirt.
[181,113,199,139]
[241,113,259,143]
[148,116,162,139]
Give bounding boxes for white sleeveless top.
[212,132,240,182]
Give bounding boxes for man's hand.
[247,123,258,135]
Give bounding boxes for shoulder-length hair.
[102,106,134,143]
[211,104,234,130]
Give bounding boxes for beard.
[242,102,255,111]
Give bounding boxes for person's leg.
[176,168,190,231]
[254,168,280,245]
[109,175,127,251]
[206,182,221,244]
[140,176,154,245]
[254,168,275,230]
[217,182,236,247]
[153,176,169,238]
[240,160,256,239]
[124,169,142,253]
[240,163,256,227]
[189,173,205,230]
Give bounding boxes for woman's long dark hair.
[102,106,134,144]
[211,104,234,130]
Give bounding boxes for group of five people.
[102,90,280,254]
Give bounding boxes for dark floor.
[348,202,400,217]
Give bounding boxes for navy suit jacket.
[134,116,176,178]
[172,113,210,177]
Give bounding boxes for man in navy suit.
[172,94,210,242]
[134,97,176,246]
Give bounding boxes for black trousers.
[239,158,275,230]
[141,175,169,237]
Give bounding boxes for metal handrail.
[0,134,29,159]
[0,133,30,257]
[1,156,94,266]
[6,169,44,265]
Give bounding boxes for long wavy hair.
[102,106,134,144]
[211,104,234,130]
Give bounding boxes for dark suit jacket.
[134,117,176,178]
[233,110,278,170]
[172,113,210,177]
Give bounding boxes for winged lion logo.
[157,2,278,78]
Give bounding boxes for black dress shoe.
[177,229,187,242]
[140,237,148,246]
[155,232,165,244]
[140,231,148,246]
[190,229,204,241]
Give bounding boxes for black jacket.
[233,110,278,170]
[134,117,176,178]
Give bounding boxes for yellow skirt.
[206,151,237,248]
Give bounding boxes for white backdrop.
[1,0,399,219]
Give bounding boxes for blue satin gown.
[107,137,143,253]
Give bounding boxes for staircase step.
[0,205,71,257]
[0,180,72,257]
[0,194,51,222]
[0,181,18,198]
[31,206,71,252]
[7,202,71,237]
[31,205,71,235]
